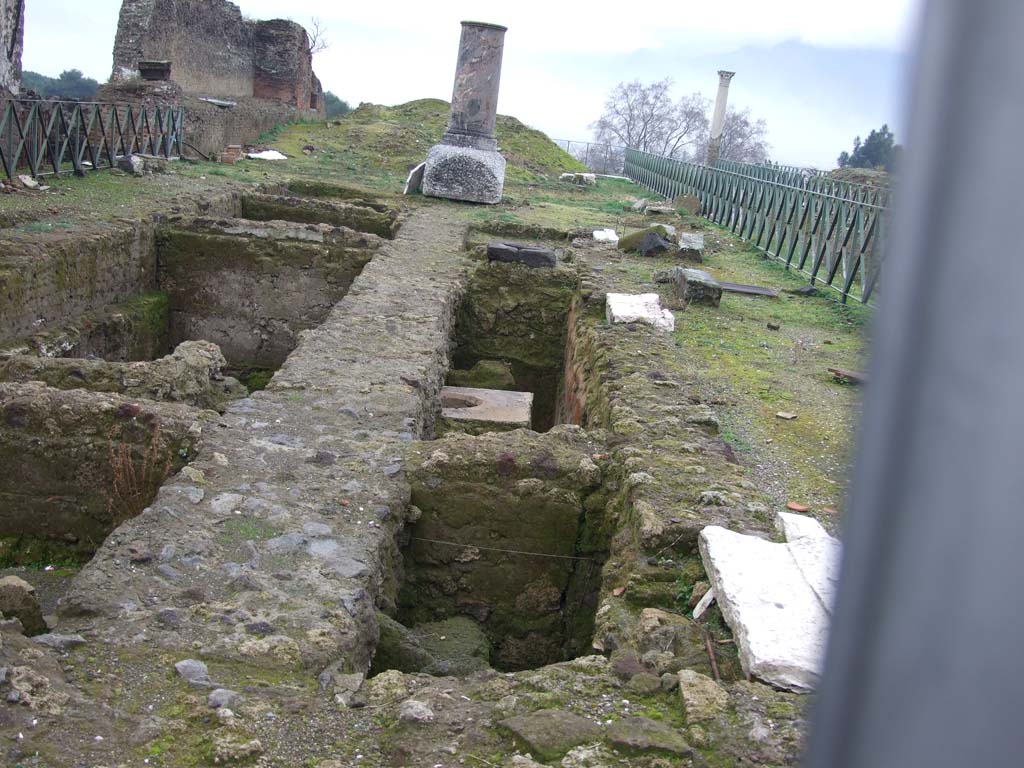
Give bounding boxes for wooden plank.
[720,281,780,298]
[828,367,868,384]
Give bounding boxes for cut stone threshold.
[698,511,841,692]
[437,385,532,435]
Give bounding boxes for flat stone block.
[403,161,426,195]
[486,242,556,268]
[698,521,842,692]
[423,144,506,204]
[606,293,675,331]
[500,709,602,762]
[677,233,704,261]
[437,386,533,435]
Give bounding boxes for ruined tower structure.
[101,0,325,155]
[0,0,25,96]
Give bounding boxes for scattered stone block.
[638,232,673,257]
[631,198,649,213]
[698,517,842,692]
[399,698,436,723]
[33,633,87,651]
[618,225,676,252]
[500,709,602,761]
[606,293,675,331]
[592,228,619,243]
[219,144,243,165]
[17,174,39,189]
[675,194,701,215]
[486,242,557,268]
[677,268,722,308]
[645,204,677,216]
[116,154,145,176]
[559,172,596,186]
[174,658,212,687]
[208,688,241,709]
[677,670,728,723]
[776,511,829,541]
[0,576,46,635]
[437,386,533,435]
[677,232,705,261]
[404,161,426,195]
[605,716,693,756]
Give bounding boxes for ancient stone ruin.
[99,0,325,156]
[423,21,508,204]
[0,11,849,764]
[0,0,24,96]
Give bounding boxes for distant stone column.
[705,70,735,166]
[423,21,508,204]
[0,0,25,96]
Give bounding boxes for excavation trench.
[372,256,607,675]
[0,193,392,566]
[377,427,610,674]
[443,258,581,433]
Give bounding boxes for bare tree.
[306,17,329,55]
[707,107,770,164]
[592,79,771,165]
[591,79,709,160]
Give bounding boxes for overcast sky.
[22,0,922,168]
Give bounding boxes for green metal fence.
[0,100,184,180]
[623,148,889,304]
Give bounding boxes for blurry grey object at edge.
[806,2,1024,767]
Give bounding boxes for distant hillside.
[315,99,587,183]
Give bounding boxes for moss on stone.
[446,359,517,390]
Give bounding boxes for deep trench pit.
[0,193,394,568]
[372,259,606,676]
[376,429,611,675]
[443,257,581,434]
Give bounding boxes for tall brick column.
[423,21,508,204]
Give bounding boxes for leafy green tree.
[20,69,98,100]
[838,124,899,170]
[323,91,350,119]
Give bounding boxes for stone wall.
[110,0,325,113]
[401,428,609,671]
[0,340,246,411]
[0,381,209,560]
[156,217,379,368]
[111,0,256,98]
[0,191,241,352]
[0,0,24,96]
[253,20,323,112]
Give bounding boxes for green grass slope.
[262,99,587,190]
